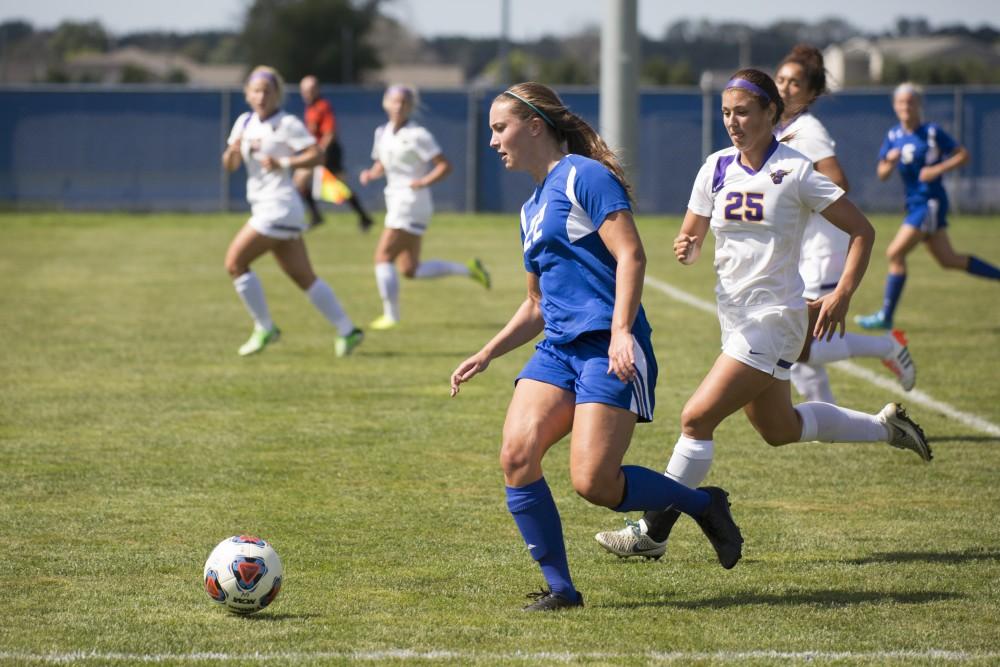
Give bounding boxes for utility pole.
[600,0,639,185]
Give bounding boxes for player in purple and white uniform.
[360,85,490,331]
[222,66,363,357]
[775,45,915,403]
[595,69,931,561]
[856,82,1000,329]
[450,82,744,611]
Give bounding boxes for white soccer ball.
[203,535,283,615]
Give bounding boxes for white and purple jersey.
[776,112,849,270]
[879,122,958,206]
[229,110,315,206]
[520,154,650,344]
[687,139,844,309]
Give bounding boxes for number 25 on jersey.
[723,192,764,222]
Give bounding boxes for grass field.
[1,210,998,665]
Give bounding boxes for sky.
[1,0,996,38]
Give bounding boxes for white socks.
[790,362,836,404]
[375,262,400,321]
[796,401,890,443]
[638,435,714,533]
[233,271,273,331]
[306,278,354,336]
[809,333,893,364]
[414,259,469,279]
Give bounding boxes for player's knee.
[680,404,714,439]
[499,437,538,478]
[570,471,617,507]
[224,256,245,278]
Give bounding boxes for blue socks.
[967,256,1000,280]
[881,272,907,321]
[614,465,710,516]
[506,478,576,600]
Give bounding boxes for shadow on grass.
[603,589,961,610]
[928,435,1000,444]
[242,612,323,621]
[845,548,1000,565]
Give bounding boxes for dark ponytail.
[779,44,827,105]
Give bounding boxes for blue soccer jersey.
[879,123,958,205]
[519,154,650,344]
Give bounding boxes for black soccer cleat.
[522,589,584,612]
[693,486,744,569]
[359,215,374,233]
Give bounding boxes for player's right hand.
[449,353,491,397]
[673,234,699,264]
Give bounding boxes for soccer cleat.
[882,330,916,391]
[855,310,892,330]
[335,328,364,357]
[693,487,743,570]
[594,519,666,560]
[369,314,399,331]
[878,402,933,462]
[522,589,584,612]
[359,216,374,233]
[238,326,280,356]
[467,258,491,289]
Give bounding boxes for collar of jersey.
[532,154,570,201]
[737,138,780,176]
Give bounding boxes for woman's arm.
[674,210,711,265]
[413,154,452,189]
[222,140,242,172]
[816,196,876,340]
[260,144,322,171]
[920,145,969,183]
[450,273,545,396]
[598,210,646,382]
[359,160,385,186]
[877,148,900,181]
[814,155,849,193]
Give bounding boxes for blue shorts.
[516,330,657,422]
[903,198,948,234]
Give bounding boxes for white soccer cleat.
[882,329,916,391]
[878,402,933,462]
[594,519,666,560]
[238,326,280,356]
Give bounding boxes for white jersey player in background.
[360,85,490,331]
[775,44,915,404]
[594,68,932,561]
[222,66,363,358]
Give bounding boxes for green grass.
[1,211,998,665]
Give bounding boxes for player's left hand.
[607,330,637,383]
[810,290,850,342]
[918,165,939,183]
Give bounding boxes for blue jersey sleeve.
[571,159,631,236]
[934,124,959,157]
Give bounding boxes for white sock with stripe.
[414,260,469,279]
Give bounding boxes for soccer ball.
[203,535,283,615]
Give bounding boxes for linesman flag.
[312,166,353,204]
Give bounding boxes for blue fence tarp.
[2,85,998,214]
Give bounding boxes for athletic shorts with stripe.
[516,329,657,422]
[903,197,948,234]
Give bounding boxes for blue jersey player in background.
[857,82,1000,329]
[449,82,743,611]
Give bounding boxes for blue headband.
[503,90,556,128]
[725,78,771,104]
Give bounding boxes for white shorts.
[384,188,432,236]
[248,199,307,240]
[718,303,807,381]
[799,252,846,300]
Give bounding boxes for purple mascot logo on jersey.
[769,169,791,185]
